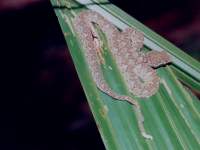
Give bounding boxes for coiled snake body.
[73,10,171,139]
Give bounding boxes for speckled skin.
[73,10,170,139]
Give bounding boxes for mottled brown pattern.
[73,10,171,139]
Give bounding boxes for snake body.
[73,10,170,139]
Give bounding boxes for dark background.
[0,0,199,149]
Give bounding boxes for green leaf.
[50,0,200,149]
